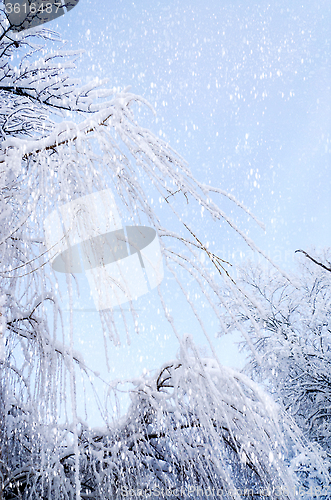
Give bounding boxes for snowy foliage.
[2,336,326,499]
[220,251,331,488]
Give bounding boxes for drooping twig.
[164,188,235,282]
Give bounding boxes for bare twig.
[295,249,331,273]
[164,189,234,283]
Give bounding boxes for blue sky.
[47,0,330,425]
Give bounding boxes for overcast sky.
[48,0,330,425]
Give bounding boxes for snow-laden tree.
[0,6,329,500]
[220,250,331,489]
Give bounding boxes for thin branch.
[0,85,95,113]
[295,249,331,273]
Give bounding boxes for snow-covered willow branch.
[0,83,274,352]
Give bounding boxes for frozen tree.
[0,6,328,500]
[53,336,315,500]
[220,250,331,491]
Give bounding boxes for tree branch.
[295,249,331,273]
[0,85,95,113]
